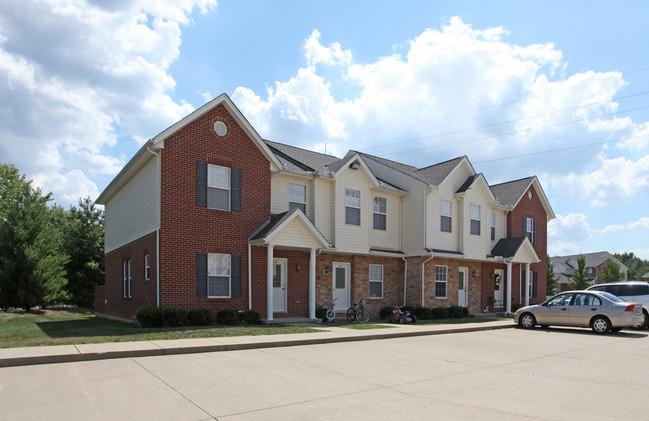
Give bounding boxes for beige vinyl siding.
[270,175,312,217]
[269,219,322,249]
[462,181,493,260]
[493,208,507,245]
[313,178,333,243]
[104,157,158,253]
[370,191,400,250]
[334,168,371,253]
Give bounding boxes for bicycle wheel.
[355,308,370,324]
[326,308,336,321]
[346,307,356,323]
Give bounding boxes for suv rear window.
[597,284,649,296]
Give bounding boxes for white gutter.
[402,256,408,307]
[400,193,408,307]
[146,146,161,307]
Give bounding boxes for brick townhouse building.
[95,94,555,322]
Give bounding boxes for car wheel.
[611,327,623,333]
[518,313,536,329]
[591,316,611,334]
[632,310,649,330]
[540,325,549,329]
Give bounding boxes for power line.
[473,133,649,164]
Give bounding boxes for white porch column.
[309,248,316,319]
[506,261,513,315]
[267,245,274,321]
[525,263,531,307]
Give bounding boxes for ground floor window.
[369,264,383,298]
[435,265,447,298]
[123,260,131,298]
[208,253,231,298]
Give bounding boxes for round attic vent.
[214,121,228,137]
[528,191,533,200]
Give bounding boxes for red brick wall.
[272,249,311,317]
[158,103,271,318]
[507,183,548,302]
[98,231,158,320]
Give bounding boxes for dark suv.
[587,282,649,329]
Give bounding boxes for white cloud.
[304,29,352,67]
[602,217,649,233]
[631,249,649,260]
[547,154,649,206]
[0,0,216,206]
[548,213,592,243]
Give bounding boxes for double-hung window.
[491,213,496,241]
[207,164,230,211]
[373,196,387,230]
[435,265,447,298]
[440,200,452,233]
[369,264,383,298]
[470,204,481,235]
[144,254,150,280]
[208,253,231,298]
[524,216,538,245]
[345,188,361,225]
[123,260,132,298]
[289,183,307,213]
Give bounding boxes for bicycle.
[324,298,337,322]
[347,298,370,324]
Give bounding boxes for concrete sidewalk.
[0,319,513,368]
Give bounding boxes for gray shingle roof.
[490,237,526,258]
[550,252,628,271]
[265,140,341,173]
[456,174,478,194]
[416,156,465,186]
[490,177,534,207]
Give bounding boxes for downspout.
[422,251,434,307]
[402,256,408,307]
[400,193,408,306]
[421,187,434,307]
[248,243,252,310]
[146,145,161,307]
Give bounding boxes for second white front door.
[332,262,350,311]
[494,269,504,308]
[273,259,287,313]
[458,267,468,307]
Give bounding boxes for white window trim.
[373,196,387,230]
[207,164,231,211]
[208,253,231,299]
[123,260,132,298]
[526,217,534,242]
[491,212,496,241]
[369,264,384,298]
[289,183,307,213]
[435,265,448,299]
[345,188,361,225]
[440,199,452,233]
[470,204,481,236]
[144,254,150,281]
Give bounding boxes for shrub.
[188,308,213,326]
[239,309,261,325]
[461,306,469,318]
[447,305,463,319]
[161,307,188,327]
[136,305,162,327]
[410,306,432,320]
[315,306,327,322]
[431,306,449,319]
[217,308,240,325]
[379,306,393,320]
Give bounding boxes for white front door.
[332,262,350,311]
[273,259,287,313]
[458,267,468,307]
[494,269,504,308]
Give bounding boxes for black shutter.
[197,161,207,207]
[197,252,208,297]
[533,218,538,246]
[231,167,241,212]
[231,254,242,297]
[523,216,527,238]
[532,271,538,298]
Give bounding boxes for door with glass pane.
[272,259,287,313]
[332,262,350,311]
[494,269,504,308]
[458,267,468,307]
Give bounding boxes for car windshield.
[600,292,625,302]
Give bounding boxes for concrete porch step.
[262,317,322,325]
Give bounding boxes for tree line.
[0,164,104,311]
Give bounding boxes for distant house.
[551,252,629,291]
[643,272,649,280]
[94,93,555,322]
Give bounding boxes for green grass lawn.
[0,308,320,349]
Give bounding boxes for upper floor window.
[144,254,151,280]
[208,253,231,298]
[369,264,383,298]
[440,200,452,233]
[491,213,496,241]
[524,216,538,245]
[373,196,387,230]
[435,265,447,298]
[289,183,307,213]
[207,164,230,211]
[470,204,481,235]
[345,188,361,225]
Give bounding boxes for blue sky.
[0,0,648,259]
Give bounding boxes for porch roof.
[490,236,540,264]
[249,209,330,249]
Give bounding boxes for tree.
[62,197,105,306]
[614,252,649,282]
[599,260,624,284]
[568,256,590,290]
[546,256,559,295]
[0,164,69,311]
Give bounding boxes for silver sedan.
[513,290,644,333]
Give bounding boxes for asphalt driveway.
[1,326,647,420]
